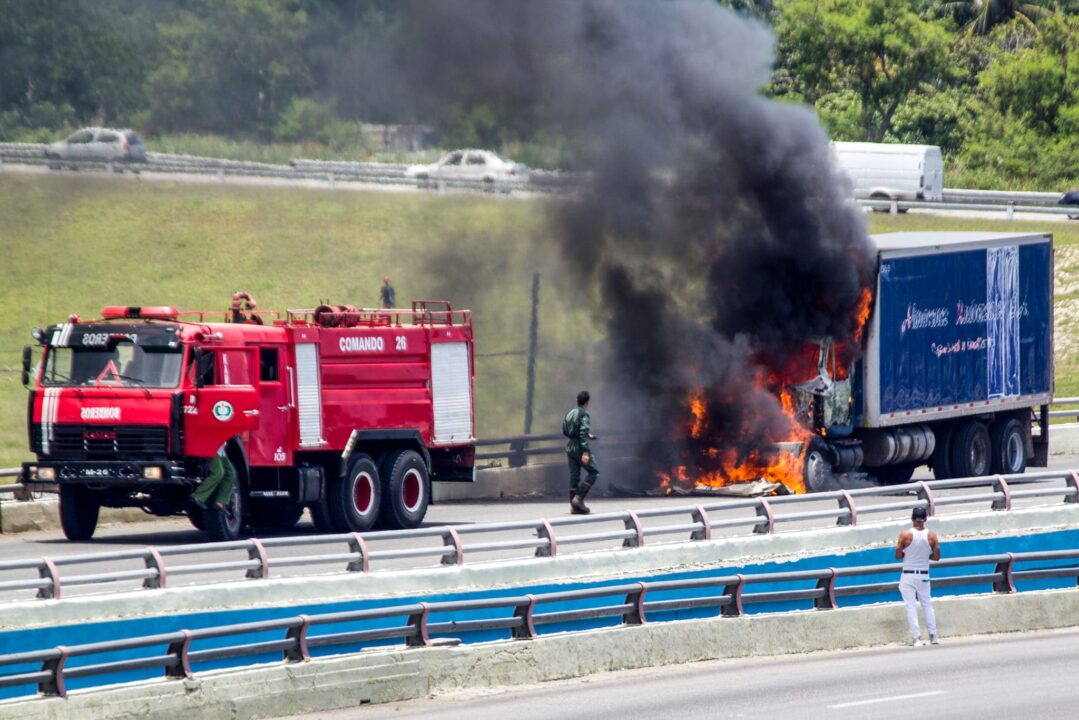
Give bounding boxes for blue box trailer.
[802,231,1053,490]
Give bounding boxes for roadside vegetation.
[3,1,1079,188]
[0,173,1077,468]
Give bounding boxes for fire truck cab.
[21,298,476,541]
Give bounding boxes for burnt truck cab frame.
[21,300,477,542]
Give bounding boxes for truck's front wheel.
[59,485,100,541]
[379,450,429,529]
[204,487,245,542]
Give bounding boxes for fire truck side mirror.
[21,345,32,388]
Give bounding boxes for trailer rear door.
[430,342,472,443]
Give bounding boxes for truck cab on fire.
[21,298,476,542]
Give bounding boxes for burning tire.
[990,417,1027,475]
[950,420,991,478]
[59,485,100,541]
[327,454,381,533]
[378,449,429,530]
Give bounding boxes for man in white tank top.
[895,506,941,646]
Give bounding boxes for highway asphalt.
[275,626,1079,720]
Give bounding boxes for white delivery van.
[832,142,944,202]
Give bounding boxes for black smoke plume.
[383,0,876,487]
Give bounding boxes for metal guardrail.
[0,469,1076,601]
[1,545,1076,698]
[861,197,1076,219]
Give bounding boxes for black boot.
[571,482,592,515]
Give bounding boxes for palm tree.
[936,0,1052,36]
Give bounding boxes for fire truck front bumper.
[21,460,193,487]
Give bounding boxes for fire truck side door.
[246,345,292,466]
[183,347,260,457]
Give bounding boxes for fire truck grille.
[32,425,170,459]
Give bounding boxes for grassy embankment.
[1,173,1076,469]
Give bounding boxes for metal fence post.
[814,569,839,609]
[347,532,370,572]
[441,527,464,566]
[1006,201,1015,221]
[836,490,857,527]
[690,505,712,541]
[246,538,270,579]
[992,476,1012,511]
[916,481,936,516]
[508,437,527,468]
[721,575,745,617]
[284,615,311,662]
[622,582,648,625]
[890,197,898,214]
[523,272,540,435]
[753,499,774,535]
[534,519,558,558]
[143,548,167,589]
[993,553,1016,593]
[1066,471,1079,504]
[39,647,68,697]
[37,558,60,600]
[512,595,537,639]
[166,631,193,679]
[406,603,431,647]
[622,511,645,548]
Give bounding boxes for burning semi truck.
[19,296,476,541]
[792,231,1053,490]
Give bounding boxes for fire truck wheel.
[328,454,381,533]
[205,487,245,542]
[379,450,429,530]
[59,485,100,541]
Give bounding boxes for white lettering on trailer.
[339,336,385,353]
[81,407,121,421]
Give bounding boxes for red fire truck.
[19,296,476,541]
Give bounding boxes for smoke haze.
[379,0,876,485]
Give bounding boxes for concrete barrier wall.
[7,504,1079,632]
[5,587,1078,720]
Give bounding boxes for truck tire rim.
[402,469,423,513]
[970,435,990,475]
[226,493,241,533]
[1006,432,1024,472]
[353,472,375,515]
[804,451,827,490]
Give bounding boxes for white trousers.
[899,572,937,640]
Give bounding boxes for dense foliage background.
[1,0,1077,188]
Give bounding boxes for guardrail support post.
[753,500,774,535]
[166,631,193,679]
[284,615,311,662]
[535,519,558,558]
[143,548,167,589]
[441,527,464,566]
[246,538,270,579]
[347,532,370,572]
[623,511,645,548]
[890,197,898,215]
[1007,201,1015,221]
[217,168,225,183]
[836,490,857,527]
[992,476,1012,511]
[1066,471,1079,505]
[993,553,1016,593]
[327,171,335,190]
[690,505,711,541]
[39,646,68,697]
[916,481,936,516]
[512,595,537,639]
[508,438,527,468]
[721,575,745,617]
[407,603,431,647]
[814,568,839,609]
[37,557,60,600]
[623,582,648,625]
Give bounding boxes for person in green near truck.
[191,443,236,512]
[563,390,599,514]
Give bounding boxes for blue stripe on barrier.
[2,527,1078,698]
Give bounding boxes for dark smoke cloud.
[375,0,875,484]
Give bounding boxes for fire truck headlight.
[143,466,163,480]
[37,467,55,481]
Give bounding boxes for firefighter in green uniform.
[564,390,599,514]
[191,444,236,512]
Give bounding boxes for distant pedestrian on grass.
[380,276,396,309]
[895,506,941,646]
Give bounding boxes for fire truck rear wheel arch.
[378,449,430,530]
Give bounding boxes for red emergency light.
[101,306,180,321]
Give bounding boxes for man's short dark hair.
[577,390,590,406]
[912,507,928,521]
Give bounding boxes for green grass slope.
[0,173,1076,469]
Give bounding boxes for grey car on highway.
[45,127,147,165]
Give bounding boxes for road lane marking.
[828,690,947,709]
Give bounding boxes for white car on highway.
[405,149,528,185]
[45,127,147,165]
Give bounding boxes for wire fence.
[1,545,1076,698]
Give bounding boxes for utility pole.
[523,272,540,435]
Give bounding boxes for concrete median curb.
[3,587,1077,720]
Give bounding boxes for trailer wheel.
[950,420,991,478]
[59,485,100,541]
[205,485,245,542]
[990,418,1027,475]
[327,454,381,533]
[379,449,429,529]
[930,424,954,480]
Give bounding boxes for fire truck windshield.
[41,345,183,388]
